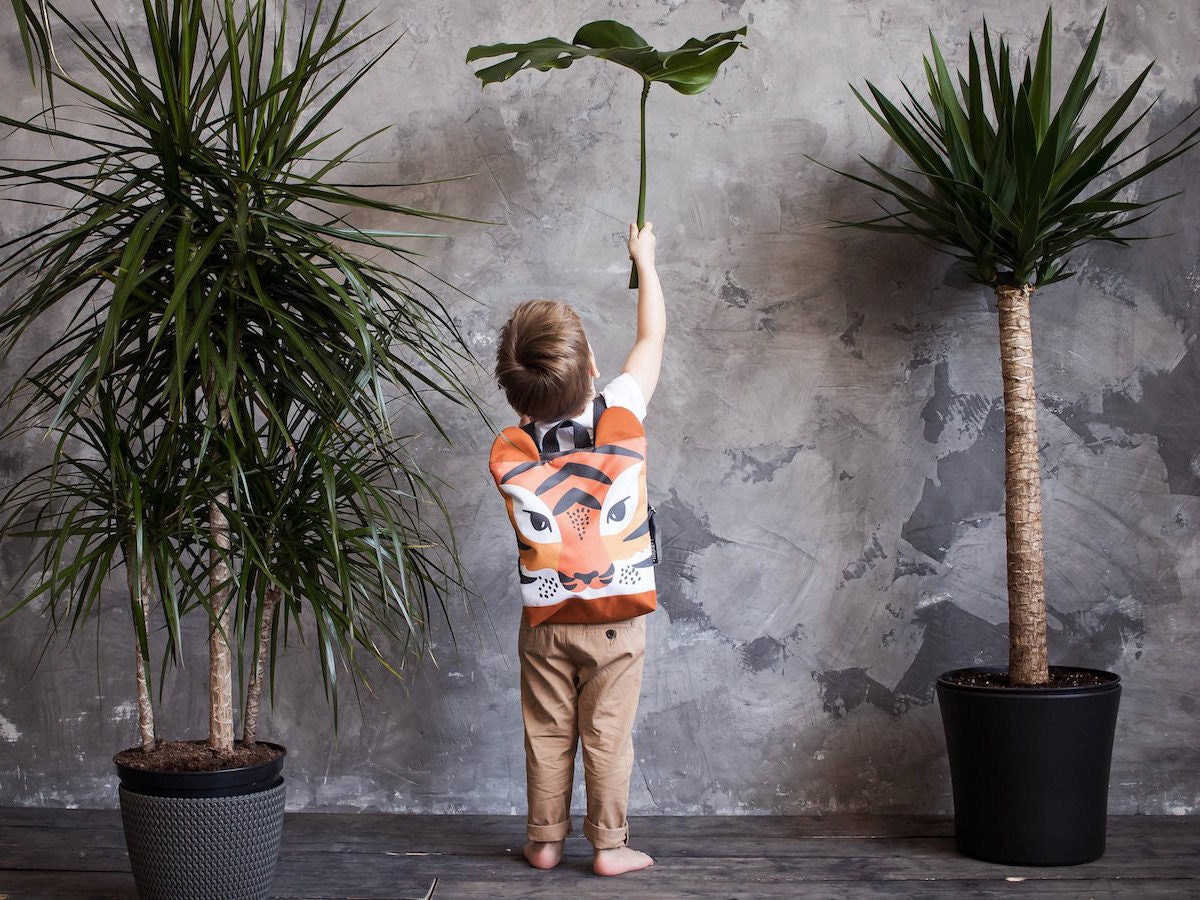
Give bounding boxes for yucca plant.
[0,0,479,760]
[468,19,746,287]
[826,9,1199,685]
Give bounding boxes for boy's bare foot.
[593,846,654,876]
[523,840,564,869]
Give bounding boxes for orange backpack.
[489,397,657,626]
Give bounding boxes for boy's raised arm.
[621,222,665,405]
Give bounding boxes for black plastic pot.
[936,667,1120,866]
[114,741,286,798]
[115,743,287,900]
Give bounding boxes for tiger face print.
[489,406,655,611]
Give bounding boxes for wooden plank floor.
[2,808,1198,899]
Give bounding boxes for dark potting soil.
[944,668,1116,689]
[114,740,283,773]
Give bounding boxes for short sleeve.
[601,372,647,421]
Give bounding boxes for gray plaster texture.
[0,0,1197,817]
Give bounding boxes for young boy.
[489,223,664,877]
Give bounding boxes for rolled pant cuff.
[527,819,570,843]
[583,817,628,850]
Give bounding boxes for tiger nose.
[566,564,615,589]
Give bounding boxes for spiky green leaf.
[829,8,1200,288]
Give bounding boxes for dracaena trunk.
[996,282,1050,686]
[208,493,235,751]
[125,551,156,751]
[242,585,280,745]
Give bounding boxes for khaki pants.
[518,615,646,850]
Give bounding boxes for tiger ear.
[489,426,540,482]
[594,405,644,447]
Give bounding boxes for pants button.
[605,629,616,640]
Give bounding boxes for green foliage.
[0,1,479,728]
[0,383,201,678]
[8,1,57,103]
[228,399,466,723]
[467,20,746,95]
[825,9,1200,287]
[468,20,745,285]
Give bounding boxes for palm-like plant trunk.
[996,282,1050,685]
[125,553,156,751]
[242,585,280,745]
[208,493,235,751]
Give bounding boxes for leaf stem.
[637,80,649,228]
[630,79,650,289]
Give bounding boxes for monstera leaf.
[468,21,745,94]
[468,20,746,286]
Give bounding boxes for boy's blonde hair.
[496,300,592,422]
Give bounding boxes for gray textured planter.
[118,777,286,900]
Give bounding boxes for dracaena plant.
[467,19,746,286]
[0,0,480,756]
[822,9,1199,685]
[231,395,465,741]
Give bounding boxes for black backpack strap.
[542,420,585,453]
[539,394,608,454]
[519,421,541,452]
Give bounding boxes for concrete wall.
[1,0,1197,815]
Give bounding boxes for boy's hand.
[628,222,656,268]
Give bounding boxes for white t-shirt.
[532,372,647,451]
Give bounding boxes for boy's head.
[496,300,594,421]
